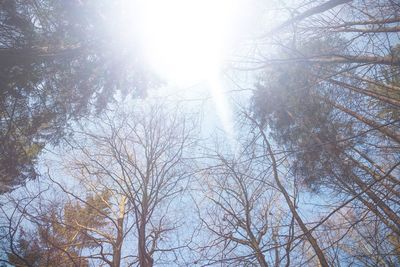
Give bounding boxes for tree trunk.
[255,248,269,267]
[251,116,330,267]
[265,0,351,36]
[113,196,127,267]
[324,98,400,144]
[350,172,400,230]
[352,147,400,185]
[334,173,400,236]
[328,79,400,108]
[138,193,153,267]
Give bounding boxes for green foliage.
[7,191,111,266]
[252,36,400,191]
[0,0,156,193]
[7,230,43,267]
[253,62,351,190]
[7,225,90,267]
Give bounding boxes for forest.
[0,0,399,266]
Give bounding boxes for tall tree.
[251,0,400,263]
[61,103,196,266]
[2,183,131,267]
[0,0,155,193]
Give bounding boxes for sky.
[123,0,271,153]
[3,1,391,265]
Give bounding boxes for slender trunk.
[284,216,295,267]
[348,155,400,198]
[328,79,400,108]
[343,73,400,92]
[357,195,400,236]
[334,174,400,236]
[292,109,400,231]
[138,194,153,267]
[350,172,400,229]
[265,0,351,36]
[352,147,400,185]
[327,17,400,28]
[270,150,329,267]
[257,55,400,69]
[309,128,400,232]
[251,116,329,267]
[355,160,400,197]
[113,196,127,267]
[333,26,400,33]
[324,98,400,143]
[311,55,400,66]
[244,203,268,266]
[310,129,400,230]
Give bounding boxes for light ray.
[208,76,238,153]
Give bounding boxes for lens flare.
[135,0,240,85]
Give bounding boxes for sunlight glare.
[135,0,240,85]
[117,0,244,151]
[208,76,238,153]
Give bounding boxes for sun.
[133,0,241,85]
[114,0,244,152]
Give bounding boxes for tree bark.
[328,79,400,108]
[113,196,127,267]
[264,0,352,36]
[349,172,400,230]
[138,193,153,267]
[249,115,330,267]
[324,98,400,144]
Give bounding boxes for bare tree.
[197,152,285,266]
[194,111,335,266]
[59,102,196,266]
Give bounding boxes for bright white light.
[208,75,238,152]
[135,0,240,85]
[116,0,245,151]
